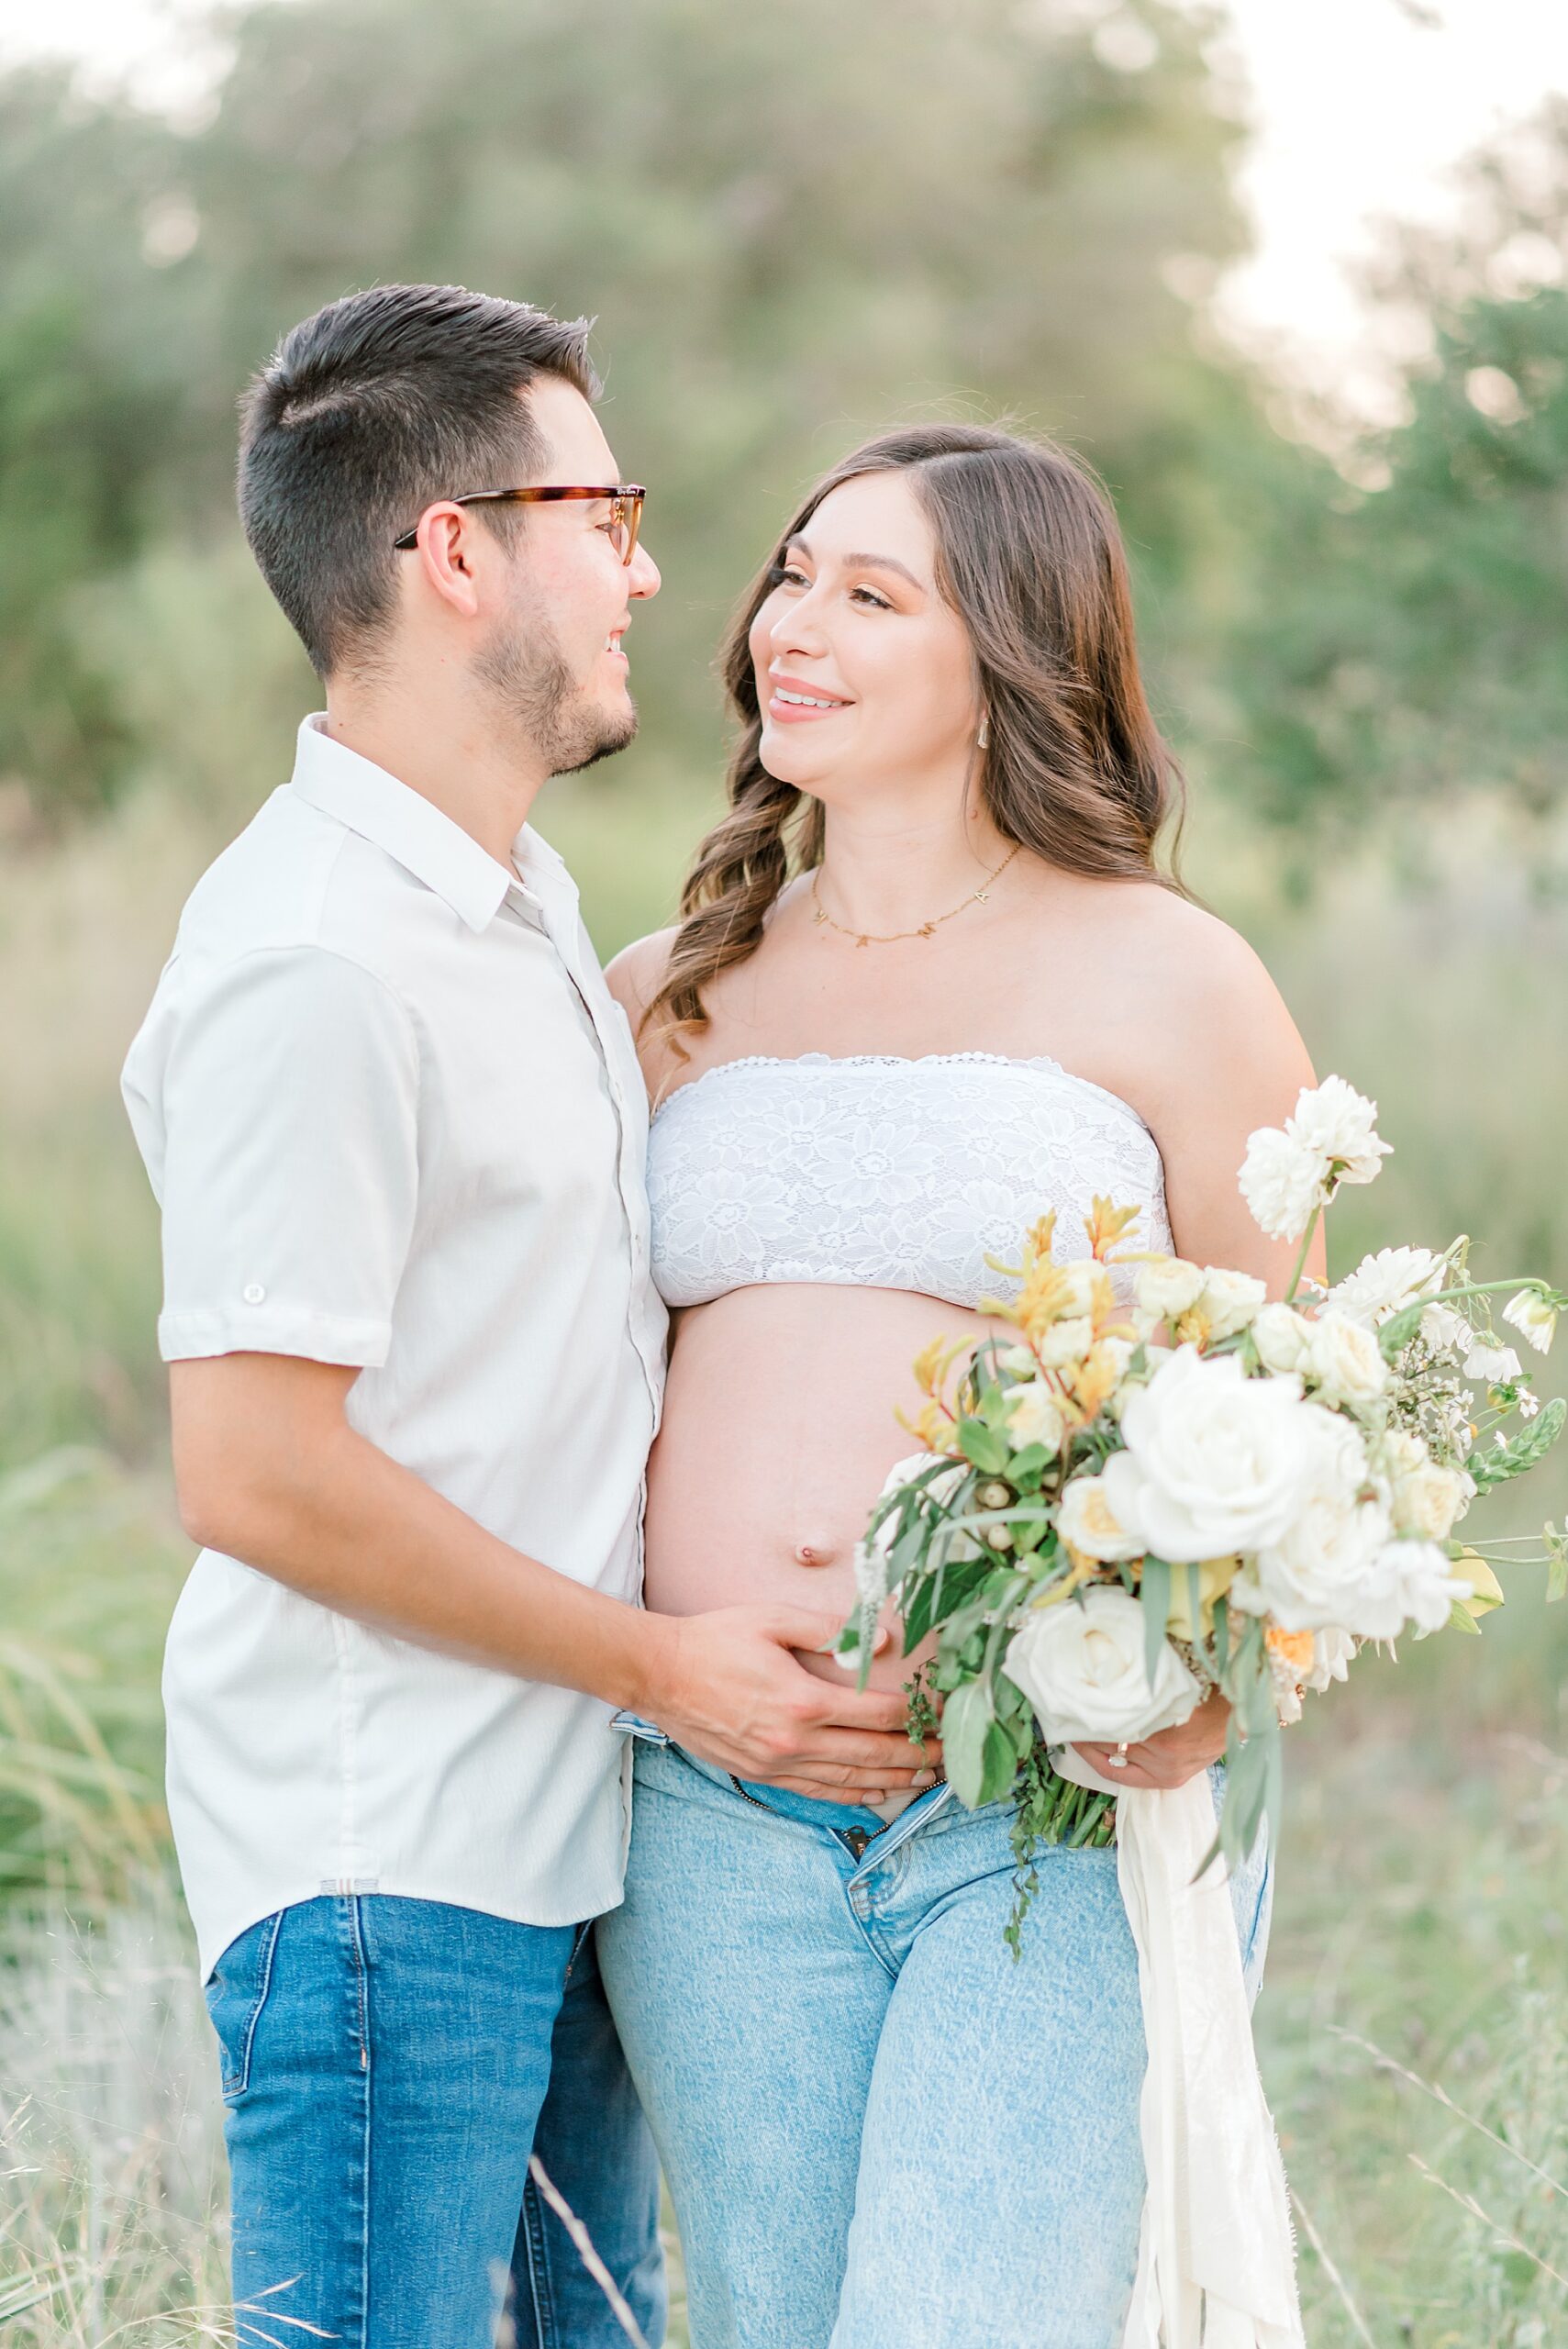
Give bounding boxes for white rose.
[1197,1266,1268,1340]
[1005,1380,1066,1457]
[1251,1301,1312,1375]
[1239,1127,1326,1242]
[1303,1309,1390,1408]
[999,1343,1039,1377]
[1055,1472,1145,1563]
[1467,1342,1523,1385]
[1036,1316,1095,1369]
[1243,1406,1392,1631]
[1097,1344,1312,1564]
[1335,1537,1472,1640]
[1288,1075,1393,1186]
[1004,1585,1202,1747]
[1503,1288,1557,1355]
[1328,1245,1446,1329]
[1135,1257,1207,1324]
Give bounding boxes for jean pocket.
[204,1909,284,2101]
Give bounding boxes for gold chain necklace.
[810,842,1020,947]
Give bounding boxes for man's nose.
[629,542,661,598]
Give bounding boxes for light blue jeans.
[205,1894,664,2349]
[597,1742,1271,2349]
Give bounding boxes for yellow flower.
[1071,1340,1124,1422]
[1165,1555,1243,1640]
[1084,1197,1144,1263]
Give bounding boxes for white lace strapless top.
[646,1052,1171,1311]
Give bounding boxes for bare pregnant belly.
[644,1283,1011,1696]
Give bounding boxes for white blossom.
[1239,1128,1326,1243]
[1503,1289,1557,1356]
[1005,1586,1202,1747]
[1055,1472,1146,1563]
[1328,1245,1446,1329]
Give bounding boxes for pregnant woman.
[597,422,1326,2348]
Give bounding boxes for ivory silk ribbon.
[1053,1746,1306,2349]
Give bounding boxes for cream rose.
[1196,1266,1268,1341]
[1004,1584,1202,1747]
[1135,1257,1207,1325]
[1097,1344,1312,1564]
[1006,1380,1067,1456]
[1055,1472,1145,1563]
[1251,1301,1312,1375]
[1302,1309,1390,1408]
[1390,1460,1468,1542]
[1036,1316,1095,1369]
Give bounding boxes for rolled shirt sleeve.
[148,945,420,1367]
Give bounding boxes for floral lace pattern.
[647,1052,1172,1311]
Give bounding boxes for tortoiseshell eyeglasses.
[393,484,646,562]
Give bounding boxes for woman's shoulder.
[604,926,680,1025]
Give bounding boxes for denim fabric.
[205,1894,664,2349]
[597,1745,1271,2349]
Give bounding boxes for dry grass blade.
[1333,2023,1568,2203]
[1288,2189,1380,2349]
[526,2156,653,2349]
[1408,2154,1568,2288]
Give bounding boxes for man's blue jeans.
[204,1894,664,2349]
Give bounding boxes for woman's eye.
[850,585,893,610]
[766,563,809,589]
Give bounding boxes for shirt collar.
[289,715,530,934]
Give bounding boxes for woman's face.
[747,470,982,814]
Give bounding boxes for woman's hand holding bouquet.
[840,1075,1566,1944]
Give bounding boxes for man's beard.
[474,601,638,778]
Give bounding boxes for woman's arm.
[1077,907,1327,1790]
[1130,909,1329,1298]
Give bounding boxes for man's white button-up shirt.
[122,716,667,1979]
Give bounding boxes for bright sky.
[4,0,1566,418]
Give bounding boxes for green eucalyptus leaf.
[941,1679,995,1808]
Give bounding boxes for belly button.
[795,1542,837,1569]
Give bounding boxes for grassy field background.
[1,737,1565,2343]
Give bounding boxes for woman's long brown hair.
[643,422,1188,1052]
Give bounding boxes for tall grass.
[1,733,1564,2343]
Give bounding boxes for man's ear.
[409,504,485,622]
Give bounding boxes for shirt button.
[242,1283,266,1305]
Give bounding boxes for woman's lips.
[767,677,853,724]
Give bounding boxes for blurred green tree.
[1218,100,1568,829]
[1,0,1253,814]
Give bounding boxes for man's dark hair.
[239,284,599,676]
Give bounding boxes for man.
[121,283,929,2349]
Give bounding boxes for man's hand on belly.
[634,1607,942,1801]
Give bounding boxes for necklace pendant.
[974,890,988,903]
[917,921,936,938]
[855,935,869,949]
[813,907,828,925]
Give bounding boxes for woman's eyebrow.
[784,535,925,590]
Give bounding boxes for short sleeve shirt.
[121,716,666,1978]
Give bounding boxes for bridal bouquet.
[840,1077,1565,1943]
